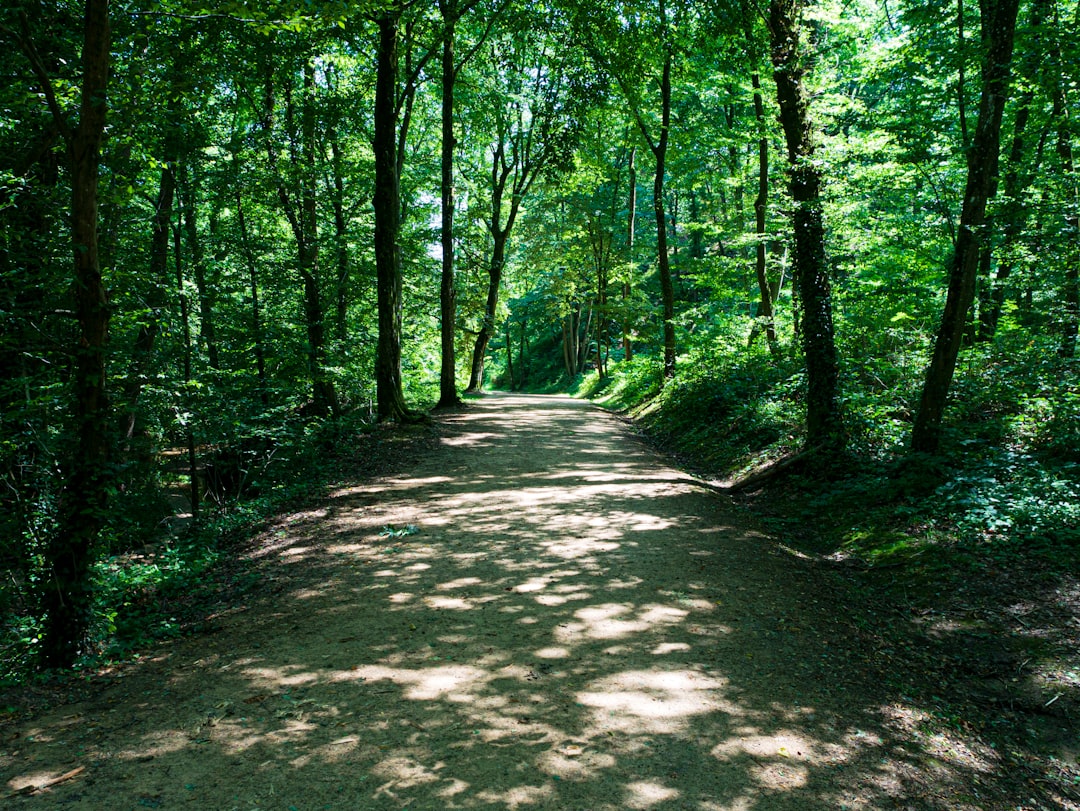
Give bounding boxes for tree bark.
[623,146,636,361]
[768,0,845,451]
[437,13,462,407]
[119,162,174,445]
[179,163,220,370]
[911,0,1021,453]
[654,50,676,380]
[34,0,112,669]
[373,9,413,420]
[1048,2,1079,357]
[298,61,337,416]
[749,69,778,351]
[466,234,507,391]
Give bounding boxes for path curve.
[4,393,985,809]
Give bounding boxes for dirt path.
[0,393,1045,809]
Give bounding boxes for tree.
[911,0,1022,454]
[464,17,587,391]
[12,0,113,668]
[436,0,502,407]
[767,0,845,451]
[576,0,683,381]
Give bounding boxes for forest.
[1,0,1078,689]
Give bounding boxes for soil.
[2,392,1077,810]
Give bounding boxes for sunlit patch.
[437,777,470,798]
[242,666,319,689]
[114,729,189,760]
[534,591,592,606]
[538,745,616,778]
[579,670,730,734]
[749,760,810,789]
[712,732,819,762]
[651,642,691,655]
[424,595,472,610]
[441,431,500,447]
[6,768,89,795]
[325,543,365,554]
[559,602,688,640]
[515,576,550,592]
[371,755,442,791]
[475,783,553,808]
[289,587,328,599]
[625,779,680,808]
[388,592,415,603]
[404,562,431,571]
[534,646,570,658]
[437,576,483,590]
[281,546,312,557]
[349,664,487,701]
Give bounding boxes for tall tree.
[13,0,113,668]
[911,0,1022,453]
[579,0,681,381]
[372,5,413,420]
[464,20,586,391]
[767,0,845,451]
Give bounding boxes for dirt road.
[2,393,1022,809]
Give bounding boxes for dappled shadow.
[3,393,1068,809]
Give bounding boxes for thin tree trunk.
[329,130,350,345]
[466,235,507,391]
[234,176,268,405]
[1048,2,1079,356]
[298,61,337,416]
[654,51,676,380]
[437,16,461,406]
[749,69,778,351]
[976,0,1042,341]
[769,0,845,451]
[179,164,220,370]
[912,0,1021,453]
[624,146,636,361]
[174,223,199,524]
[505,321,516,389]
[373,9,413,421]
[120,162,174,445]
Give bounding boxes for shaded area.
[2,393,1071,809]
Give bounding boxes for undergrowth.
[0,408,399,684]
[576,329,1080,579]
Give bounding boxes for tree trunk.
[505,320,516,390]
[749,69,778,351]
[1048,2,1079,357]
[437,17,462,407]
[120,161,174,445]
[234,173,268,405]
[298,61,337,416]
[769,0,845,451]
[912,0,1021,453]
[329,131,350,345]
[466,235,507,392]
[623,146,636,361]
[373,9,414,421]
[654,51,676,380]
[174,223,199,524]
[36,0,112,669]
[179,163,220,370]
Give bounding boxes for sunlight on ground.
[4,395,991,810]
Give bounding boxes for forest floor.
[2,392,1078,810]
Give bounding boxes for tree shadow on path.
[2,393,1059,809]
